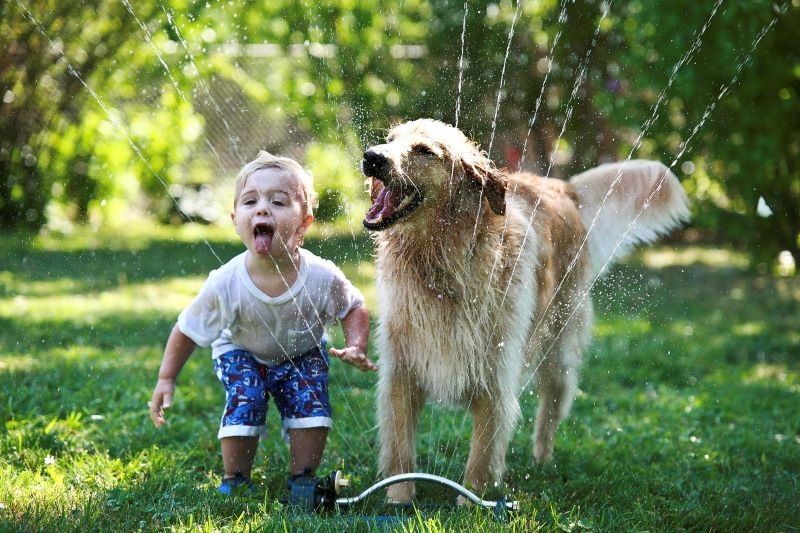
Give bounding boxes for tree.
[3,0,797,266]
[605,0,799,262]
[0,1,170,230]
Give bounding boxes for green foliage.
[604,0,800,262]
[305,142,368,222]
[2,1,798,264]
[0,226,798,531]
[1,0,163,229]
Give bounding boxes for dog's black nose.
[362,149,389,180]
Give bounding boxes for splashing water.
[454,1,468,129]
[15,0,794,486]
[17,0,226,264]
[17,0,381,475]
[516,0,792,400]
[120,0,229,169]
[489,0,609,311]
[157,4,245,166]
[471,0,521,243]
[500,0,720,320]
[461,0,791,465]
[517,0,570,173]
[486,0,521,159]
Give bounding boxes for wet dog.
[362,119,689,502]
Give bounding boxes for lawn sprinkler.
[288,471,519,522]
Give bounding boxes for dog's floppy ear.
[483,168,507,215]
[462,153,507,216]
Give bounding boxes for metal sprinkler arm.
[334,472,519,512]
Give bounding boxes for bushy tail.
[569,159,691,278]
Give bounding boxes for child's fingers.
[349,353,377,372]
[148,392,172,426]
[328,347,346,357]
[330,347,377,372]
[148,399,163,426]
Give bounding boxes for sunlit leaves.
[2,0,798,263]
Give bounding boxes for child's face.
[232,168,313,259]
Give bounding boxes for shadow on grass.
[0,232,372,296]
[0,312,173,352]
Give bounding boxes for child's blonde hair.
[234,151,319,217]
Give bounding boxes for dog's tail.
[569,159,690,278]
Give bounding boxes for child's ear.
[230,211,238,233]
[294,214,314,238]
[299,214,314,235]
[296,214,314,247]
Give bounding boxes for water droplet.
[756,196,773,217]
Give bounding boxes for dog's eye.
[412,145,436,157]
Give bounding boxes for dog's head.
[362,119,507,231]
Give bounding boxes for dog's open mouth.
[363,179,423,231]
[253,223,274,254]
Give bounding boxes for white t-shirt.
[177,248,364,364]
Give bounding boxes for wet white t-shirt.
[177,248,364,364]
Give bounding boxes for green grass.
[1,223,798,532]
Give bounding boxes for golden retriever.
[361,119,689,502]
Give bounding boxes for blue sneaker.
[218,473,254,495]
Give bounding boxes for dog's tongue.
[365,185,402,225]
[254,231,273,255]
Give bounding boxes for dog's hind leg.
[464,392,520,495]
[532,334,582,463]
[377,366,426,503]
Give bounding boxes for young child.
[148,151,376,495]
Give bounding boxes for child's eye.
[243,198,257,205]
[272,200,285,207]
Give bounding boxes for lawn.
[0,223,798,531]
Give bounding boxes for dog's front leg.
[377,364,426,503]
[464,392,520,497]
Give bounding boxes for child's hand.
[149,378,176,427]
[329,346,378,372]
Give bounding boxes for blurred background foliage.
[1,0,798,267]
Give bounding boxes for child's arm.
[329,305,376,372]
[149,324,197,426]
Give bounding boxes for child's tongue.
[254,231,273,255]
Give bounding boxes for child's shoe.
[217,473,254,495]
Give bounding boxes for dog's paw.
[386,481,414,504]
[456,494,471,507]
[533,443,554,464]
[533,452,553,464]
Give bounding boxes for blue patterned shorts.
[213,347,332,440]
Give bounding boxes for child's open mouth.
[253,223,274,254]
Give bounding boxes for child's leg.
[288,427,329,476]
[270,347,333,477]
[214,350,270,482]
[222,436,260,479]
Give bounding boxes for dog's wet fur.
[362,119,690,502]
